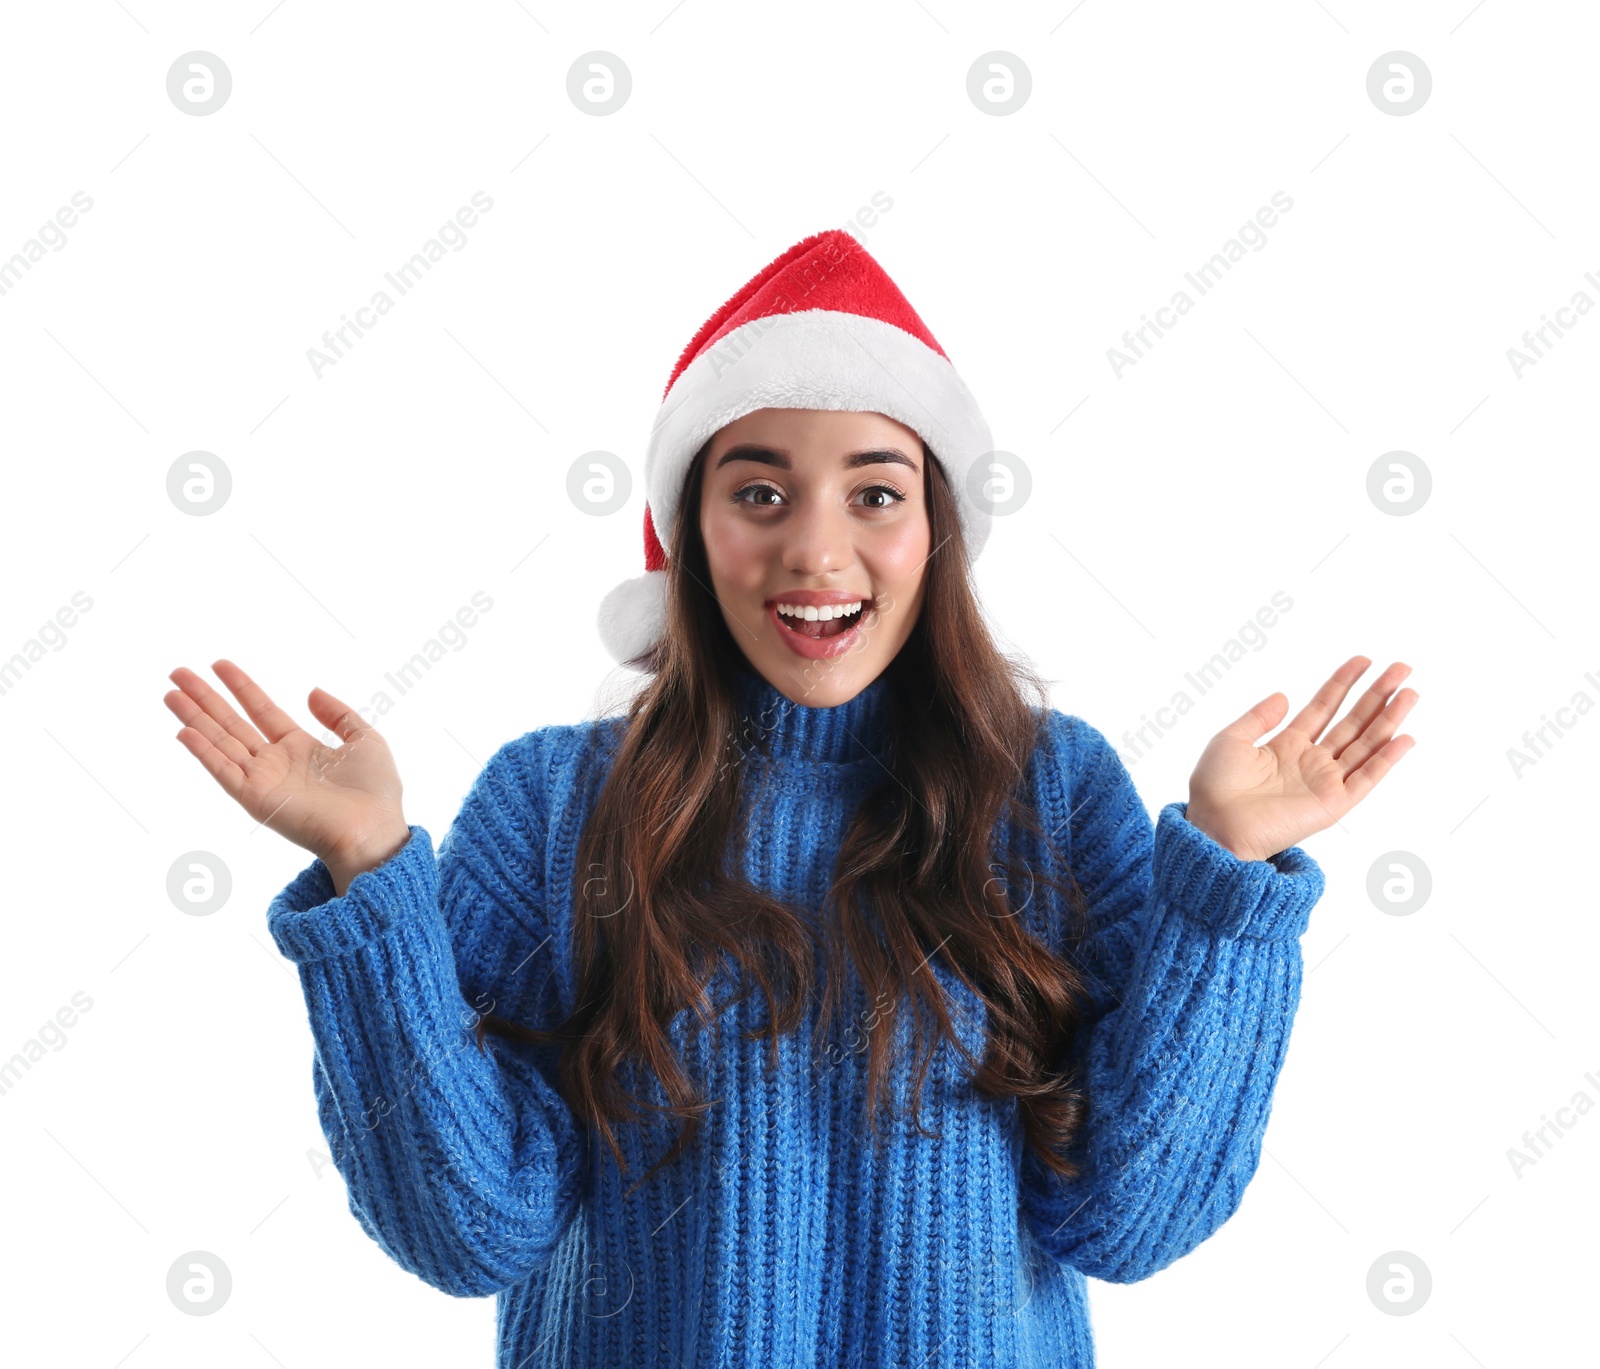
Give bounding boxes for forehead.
[713,407,920,446]
[712,443,921,476]
[708,409,923,475]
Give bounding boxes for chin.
[771,647,884,704]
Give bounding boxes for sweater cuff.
[267,824,436,964]
[1153,802,1325,940]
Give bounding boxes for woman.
[164,231,1417,1366]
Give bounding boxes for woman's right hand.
[164,659,410,894]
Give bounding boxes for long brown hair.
[475,436,1097,1194]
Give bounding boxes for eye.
[730,481,908,509]
[731,482,784,507]
[857,483,907,509]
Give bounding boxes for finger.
[306,686,372,744]
[1341,734,1416,807]
[1321,661,1414,758]
[1334,688,1420,775]
[173,723,247,801]
[168,663,271,757]
[1217,690,1289,743]
[164,684,255,769]
[211,658,301,745]
[1281,655,1373,743]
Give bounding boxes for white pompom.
[596,570,668,666]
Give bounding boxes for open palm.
[164,659,408,876]
[1186,656,1418,862]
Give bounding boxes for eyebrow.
[713,443,921,474]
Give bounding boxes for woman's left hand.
[1184,656,1418,862]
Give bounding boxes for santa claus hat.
[596,228,995,668]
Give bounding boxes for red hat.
[596,228,995,668]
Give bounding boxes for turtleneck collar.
[730,660,893,765]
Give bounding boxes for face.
[698,407,931,708]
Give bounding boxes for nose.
[780,490,855,579]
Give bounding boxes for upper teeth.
[777,600,862,621]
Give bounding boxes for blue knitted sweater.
[268,663,1326,1367]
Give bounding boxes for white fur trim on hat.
[596,569,667,668]
[644,308,995,568]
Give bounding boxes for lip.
[764,590,871,609]
[765,592,875,661]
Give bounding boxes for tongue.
[791,614,853,639]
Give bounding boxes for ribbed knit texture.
[268,663,1326,1367]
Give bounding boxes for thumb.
[307,686,371,743]
[1218,691,1288,745]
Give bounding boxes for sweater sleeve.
[267,733,587,1298]
[1017,714,1326,1284]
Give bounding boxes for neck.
[730,659,893,765]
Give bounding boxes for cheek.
[869,516,932,585]
[701,504,772,587]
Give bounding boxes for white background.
[1,1,1594,1365]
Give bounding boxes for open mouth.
[773,600,869,640]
